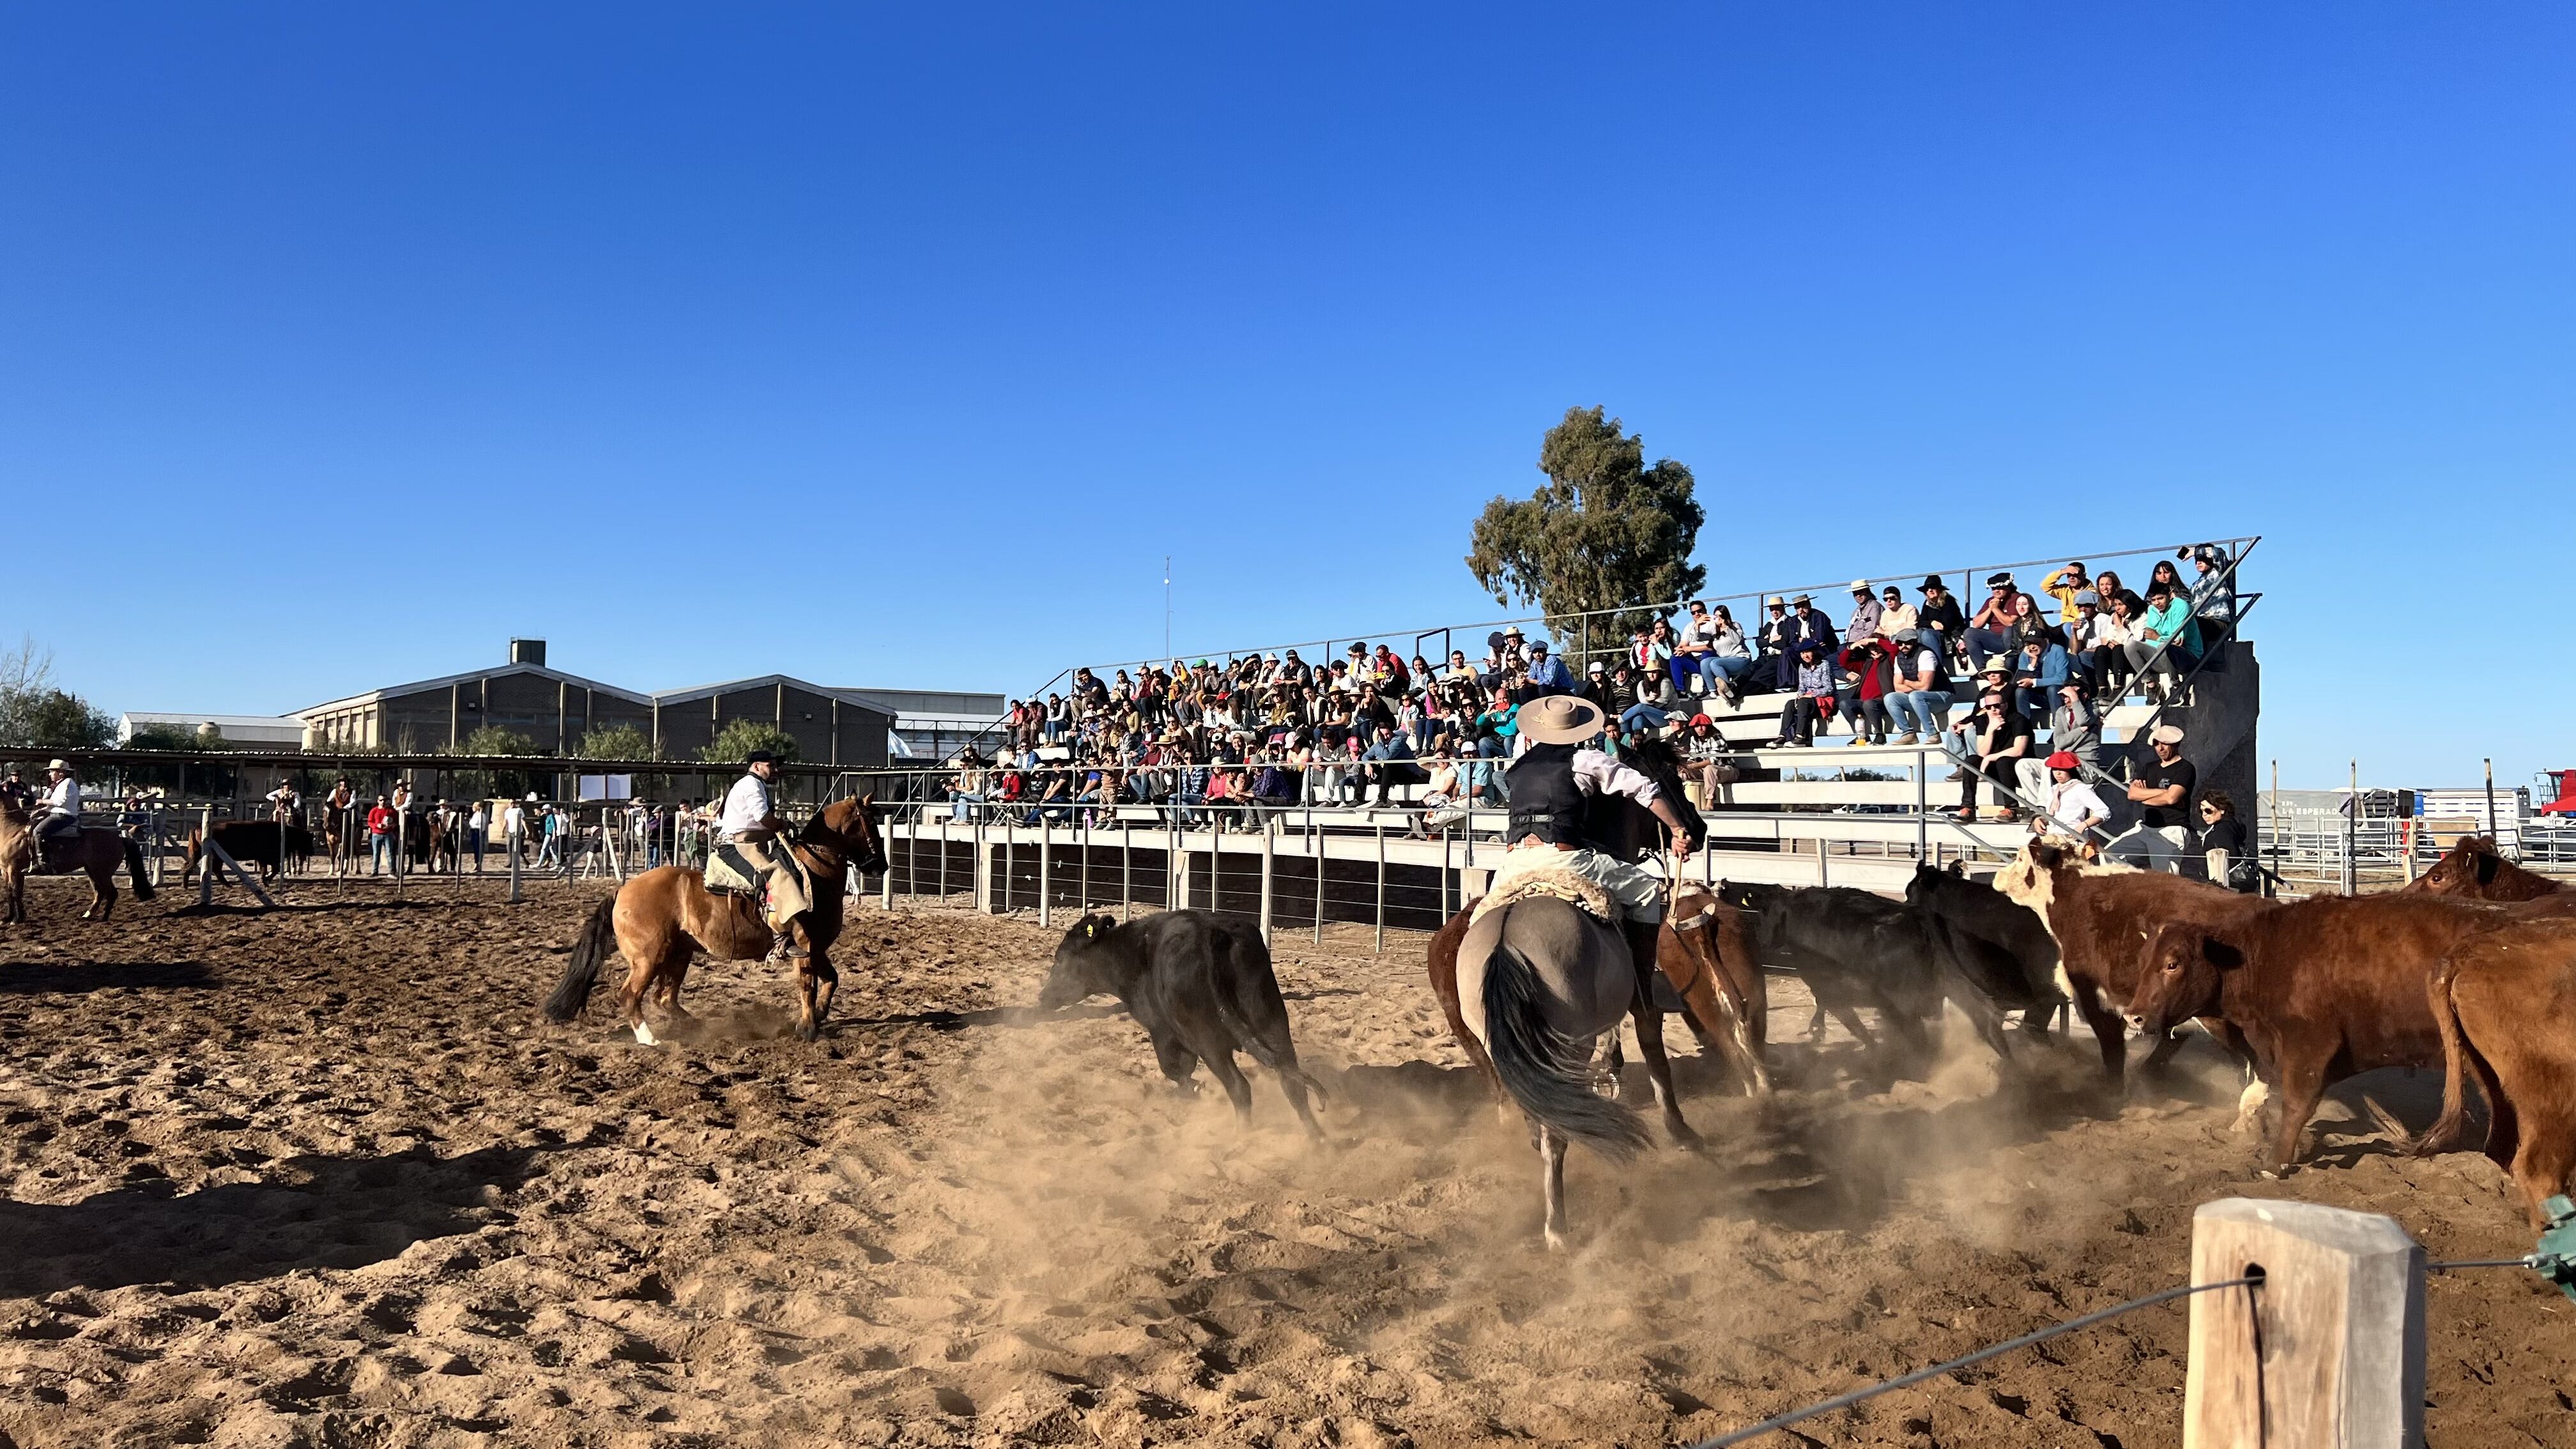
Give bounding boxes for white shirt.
[720,774,773,840]
[1571,747,1662,809]
[2046,779,2110,838]
[502,804,526,838]
[38,778,79,818]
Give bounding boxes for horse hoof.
[796,1022,820,1043]
[1543,1230,1567,1253]
[633,1023,659,1046]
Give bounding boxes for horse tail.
[2409,962,2484,1156]
[1479,916,1648,1162]
[180,827,203,884]
[542,895,620,1022]
[1205,929,1330,1105]
[123,838,155,901]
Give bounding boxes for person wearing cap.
[2039,562,2091,625]
[2108,724,2196,872]
[2185,545,2236,647]
[28,759,82,862]
[1844,581,1883,647]
[1768,639,1837,747]
[1964,572,2023,670]
[718,749,814,961]
[1915,576,1966,668]
[1523,640,1574,695]
[0,766,32,815]
[1952,691,2033,823]
[2063,591,2110,691]
[1494,693,1698,988]
[1882,627,1951,746]
[2032,751,2109,843]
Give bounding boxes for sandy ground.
[1,878,2571,1448]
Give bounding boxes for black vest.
[1506,742,1589,847]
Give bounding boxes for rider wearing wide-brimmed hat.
[718,749,813,962]
[31,760,82,861]
[1497,694,1696,988]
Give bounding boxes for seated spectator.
[1952,691,2033,822]
[1844,581,1882,647]
[2064,590,2111,686]
[1874,585,1915,641]
[2124,580,2202,701]
[2109,724,2196,872]
[1915,575,1968,667]
[1963,572,2022,668]
[1678,712,1739,804]
[2039,560,2091,624]
[1360,724,1430,806]
[2198,787,2258,891]
[1649,618,1698,698]
[2186,544,2236,646]
[1699,604,1755,703]
[1770,639,1836,747]
[1412,749,1469,838]
[2015,678,2097,802]
[1755,594,1794,686]
[1834,636,1896,746]
[1883,627,1952,745]
[1524,640,1575,694]
[2031,751,2110,843]
[1444,648,1476,681]
[2010,624,2069,724]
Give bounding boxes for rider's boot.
[1621,917,1662,992]
[767,920,811,962]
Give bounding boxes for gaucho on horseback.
[1498,695,1697,979]
[717,749,814,962]
[31,760,83,866]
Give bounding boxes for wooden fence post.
[2185,1197,2424,1449]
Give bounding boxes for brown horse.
[540,795,887,1043]
[2405,834,2564,901]
[0,804,157,923]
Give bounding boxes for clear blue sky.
[4,6,2568,790]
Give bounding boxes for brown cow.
[2128,891,2533,1176]
[1992,842,2273,1089]
[1426,884,1768,1107]
[2411,919,2576,1225]
[2405,834,2564,901]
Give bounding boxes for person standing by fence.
[466,800,489,873]
[503,797,528,866]
[367,794,395,875]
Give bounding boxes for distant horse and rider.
[1,760,155,924]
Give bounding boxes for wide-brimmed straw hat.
[1515,694,1607,745]
[45,759,70,772]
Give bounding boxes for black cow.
[1903,861,2068,1032]
[183,820,316,884]
[1038,910,1326,1138]
[1718,880,2036,1063]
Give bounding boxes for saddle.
[29,832,82,875]
[705,839,809,910]
[1470,854,1614,928]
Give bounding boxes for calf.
[183,820,316,884]
[2406,834,2564,902]
[1718,880,2035,1063]
[1903,861,2064,1022]
[2129,892,2520,1177]
[1995,842,2273,1084]
[1039,910,1325,1138]
[2412,919,2576,1226]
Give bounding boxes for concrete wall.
[2112,638,2260,829]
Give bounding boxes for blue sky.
[3,5,2568,790]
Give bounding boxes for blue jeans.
[371,834,393,874]
[951,791,984,821]
[1965,626,2014,668]
[1703,654,1755,691]
[1885,690,1952,735]
[1621,702,1670,734]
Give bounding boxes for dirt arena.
[2,880,2570,1448]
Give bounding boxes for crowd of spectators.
[949,545,2242,868]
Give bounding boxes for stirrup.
[767,930,809,962]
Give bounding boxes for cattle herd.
[1034,834,2576,1245]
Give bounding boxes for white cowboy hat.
[45,759,71,772]
[1515,694,1607,745]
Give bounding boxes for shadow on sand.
[0,960,217,994]
[0,1144,549,1299]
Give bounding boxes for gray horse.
[1455,894,1654,1250]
